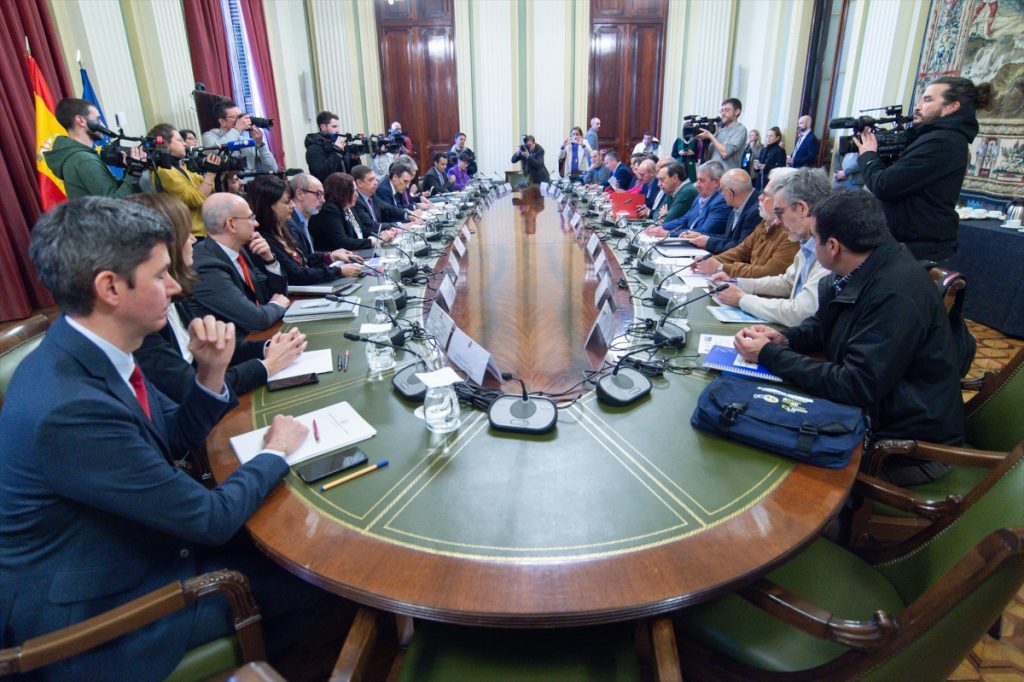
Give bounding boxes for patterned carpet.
[949,321,1024,681]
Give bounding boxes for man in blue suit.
[788,115,819,168]
[0,198,319,680]
[600,150,636,191]
[684,168,761,254]
[646,161,732,238]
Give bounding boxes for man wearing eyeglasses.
[287,173,361,268]
[190,193,291,333]
[696,98,748,170]
[710,168,831,326]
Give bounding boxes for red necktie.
[129,363,151,420]
[237,254,260,306]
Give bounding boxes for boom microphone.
[653,283,729,347]
[487,372,558,434]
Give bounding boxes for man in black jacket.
[511,135,550,185]
[423,153,454,196]
[305,111,352,181]
[734,190,965,485]
[855,76,990,261]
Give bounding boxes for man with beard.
[46,98,146,198]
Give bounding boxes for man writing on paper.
[733,190,964,484]
[0,197,333,680]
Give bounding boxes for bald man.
[190,193,291,333]
[788,115,819,168]
[683,169,760,254]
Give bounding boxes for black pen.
[337,353,343,371]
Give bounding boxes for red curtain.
[0,0,71,321]
[238,0,284,168]
[182,0,233,98]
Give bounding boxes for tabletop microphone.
[651,263,696,307]
[389,224,431,257]
[653,283,729,347]
[379,241,420,279]
[596,342,666,407]
[637,236,693,275]
[328,295,406,346]
[342,332,430,401]
[488,372,557,434]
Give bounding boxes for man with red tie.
[0,197,325,680]
[190,193,291,333]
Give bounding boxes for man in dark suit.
[287,173,363,267]
[190,193,290,334]
[600,150,635,191]
[788,115,819,168]
[350,164,407,238]
[684,169,761,254]
[647,161,731,237]
[0,197,315,680]
[422,152,454,196]
[375,162,420,212]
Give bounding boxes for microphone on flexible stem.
[342,332,429,401]
[596,342,667,407]
[651,263,697,307]
[636,234,694,274]
[379,239,420,279]
[488,372,558,434]
[653,283,729,347]
[327,295,406,346]
[389,224,431,257]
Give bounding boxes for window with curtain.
[220,0,271,157]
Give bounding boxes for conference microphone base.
[488,396,558,434]
[653,320,688,348]
[636,257,656,275]
[391,362,426,402]
[651,287,670,307]
[596,368,652,407]
[398,262,419,280]
[388,324,406,347]
[413,244,430,258]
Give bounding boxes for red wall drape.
[181,0,233,98]
[238,0,284,168]
[0,0,71,321]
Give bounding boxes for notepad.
[702,344,782,382]
[283,296,358,322]
[708,306,767,324]
[229,401,376,466]
[287,277,359,295]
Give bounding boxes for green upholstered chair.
[672,441,1024,681]
[0,570,265,681]
[857,345,1024,545]
[0,314,49,410]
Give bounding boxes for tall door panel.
[588,24,627,155]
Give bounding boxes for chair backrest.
[965,345,1024,451]
[0,315,49,408]
[927,266,966,313]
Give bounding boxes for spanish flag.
[27,55,66,210]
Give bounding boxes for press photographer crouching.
[511,135,550,185]
[852,76,992,262]
[147,123,222,237]
[45,98,145,199]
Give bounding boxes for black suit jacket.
[263,228,336,286]
[704,193,762,254]
[309,201,373,252]
[351,192,404,236]
[189,237,288,333]
[136,301,268,403]
[421,167,452,196]
[375,180,411,210]
[287,210,330,262]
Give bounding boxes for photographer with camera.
[449,132,478,177]
[146,123,222,237]
[853,77,990,261]
[389,121,414,155]
[305,110,352,181]
[45,98,145,199]
[202,99,277,173]
[696,98,748,170]
[511,135,550,185]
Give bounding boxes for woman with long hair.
[309,172,397,252]
[146,123,221,237]
[125,192,306,403]
[246,175,363,285]
[753,126,786,192]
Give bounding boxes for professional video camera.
[829,105,911,162]
[682,115,721,139]
[181,140,255,174]
[87,120,174,173]
[368,131,405,156]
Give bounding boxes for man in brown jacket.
[691,166,799,278]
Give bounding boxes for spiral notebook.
[702,344,782,383]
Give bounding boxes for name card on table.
[453,236,466,258]
[594,274,612,308]
[593,249,608,276]
[586,300,616,346]
[426,303,455,350]
[540,182,549,195]
[570,212,582,229]
[562,203,573,218]
[448,254,461,279]
[461,225,472,241]
[438,274,457,310]
[587,233,601,257]
[447,328,502,385]
[504,183,512,193]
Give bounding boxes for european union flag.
[80,66,124,179]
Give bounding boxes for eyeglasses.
[298,188,325,199]
[773,203,791,218]
[230,213,256,223]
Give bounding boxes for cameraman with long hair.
[147,123,222,237]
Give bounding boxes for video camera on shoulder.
[88,120,174,173]
[368,132,403,156]
[682,115,721,139]
[829,105,911,163]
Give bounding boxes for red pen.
[312,419,320,442]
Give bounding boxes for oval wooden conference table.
[207,186,858,628]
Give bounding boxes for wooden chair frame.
[0,314,49,409]
[0,569,265,677]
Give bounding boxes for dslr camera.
[829,105,911,162]
[519,134,530,154]
[242,113,274,129]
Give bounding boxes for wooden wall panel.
[588,0,667,160]
[376,0,459,166]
